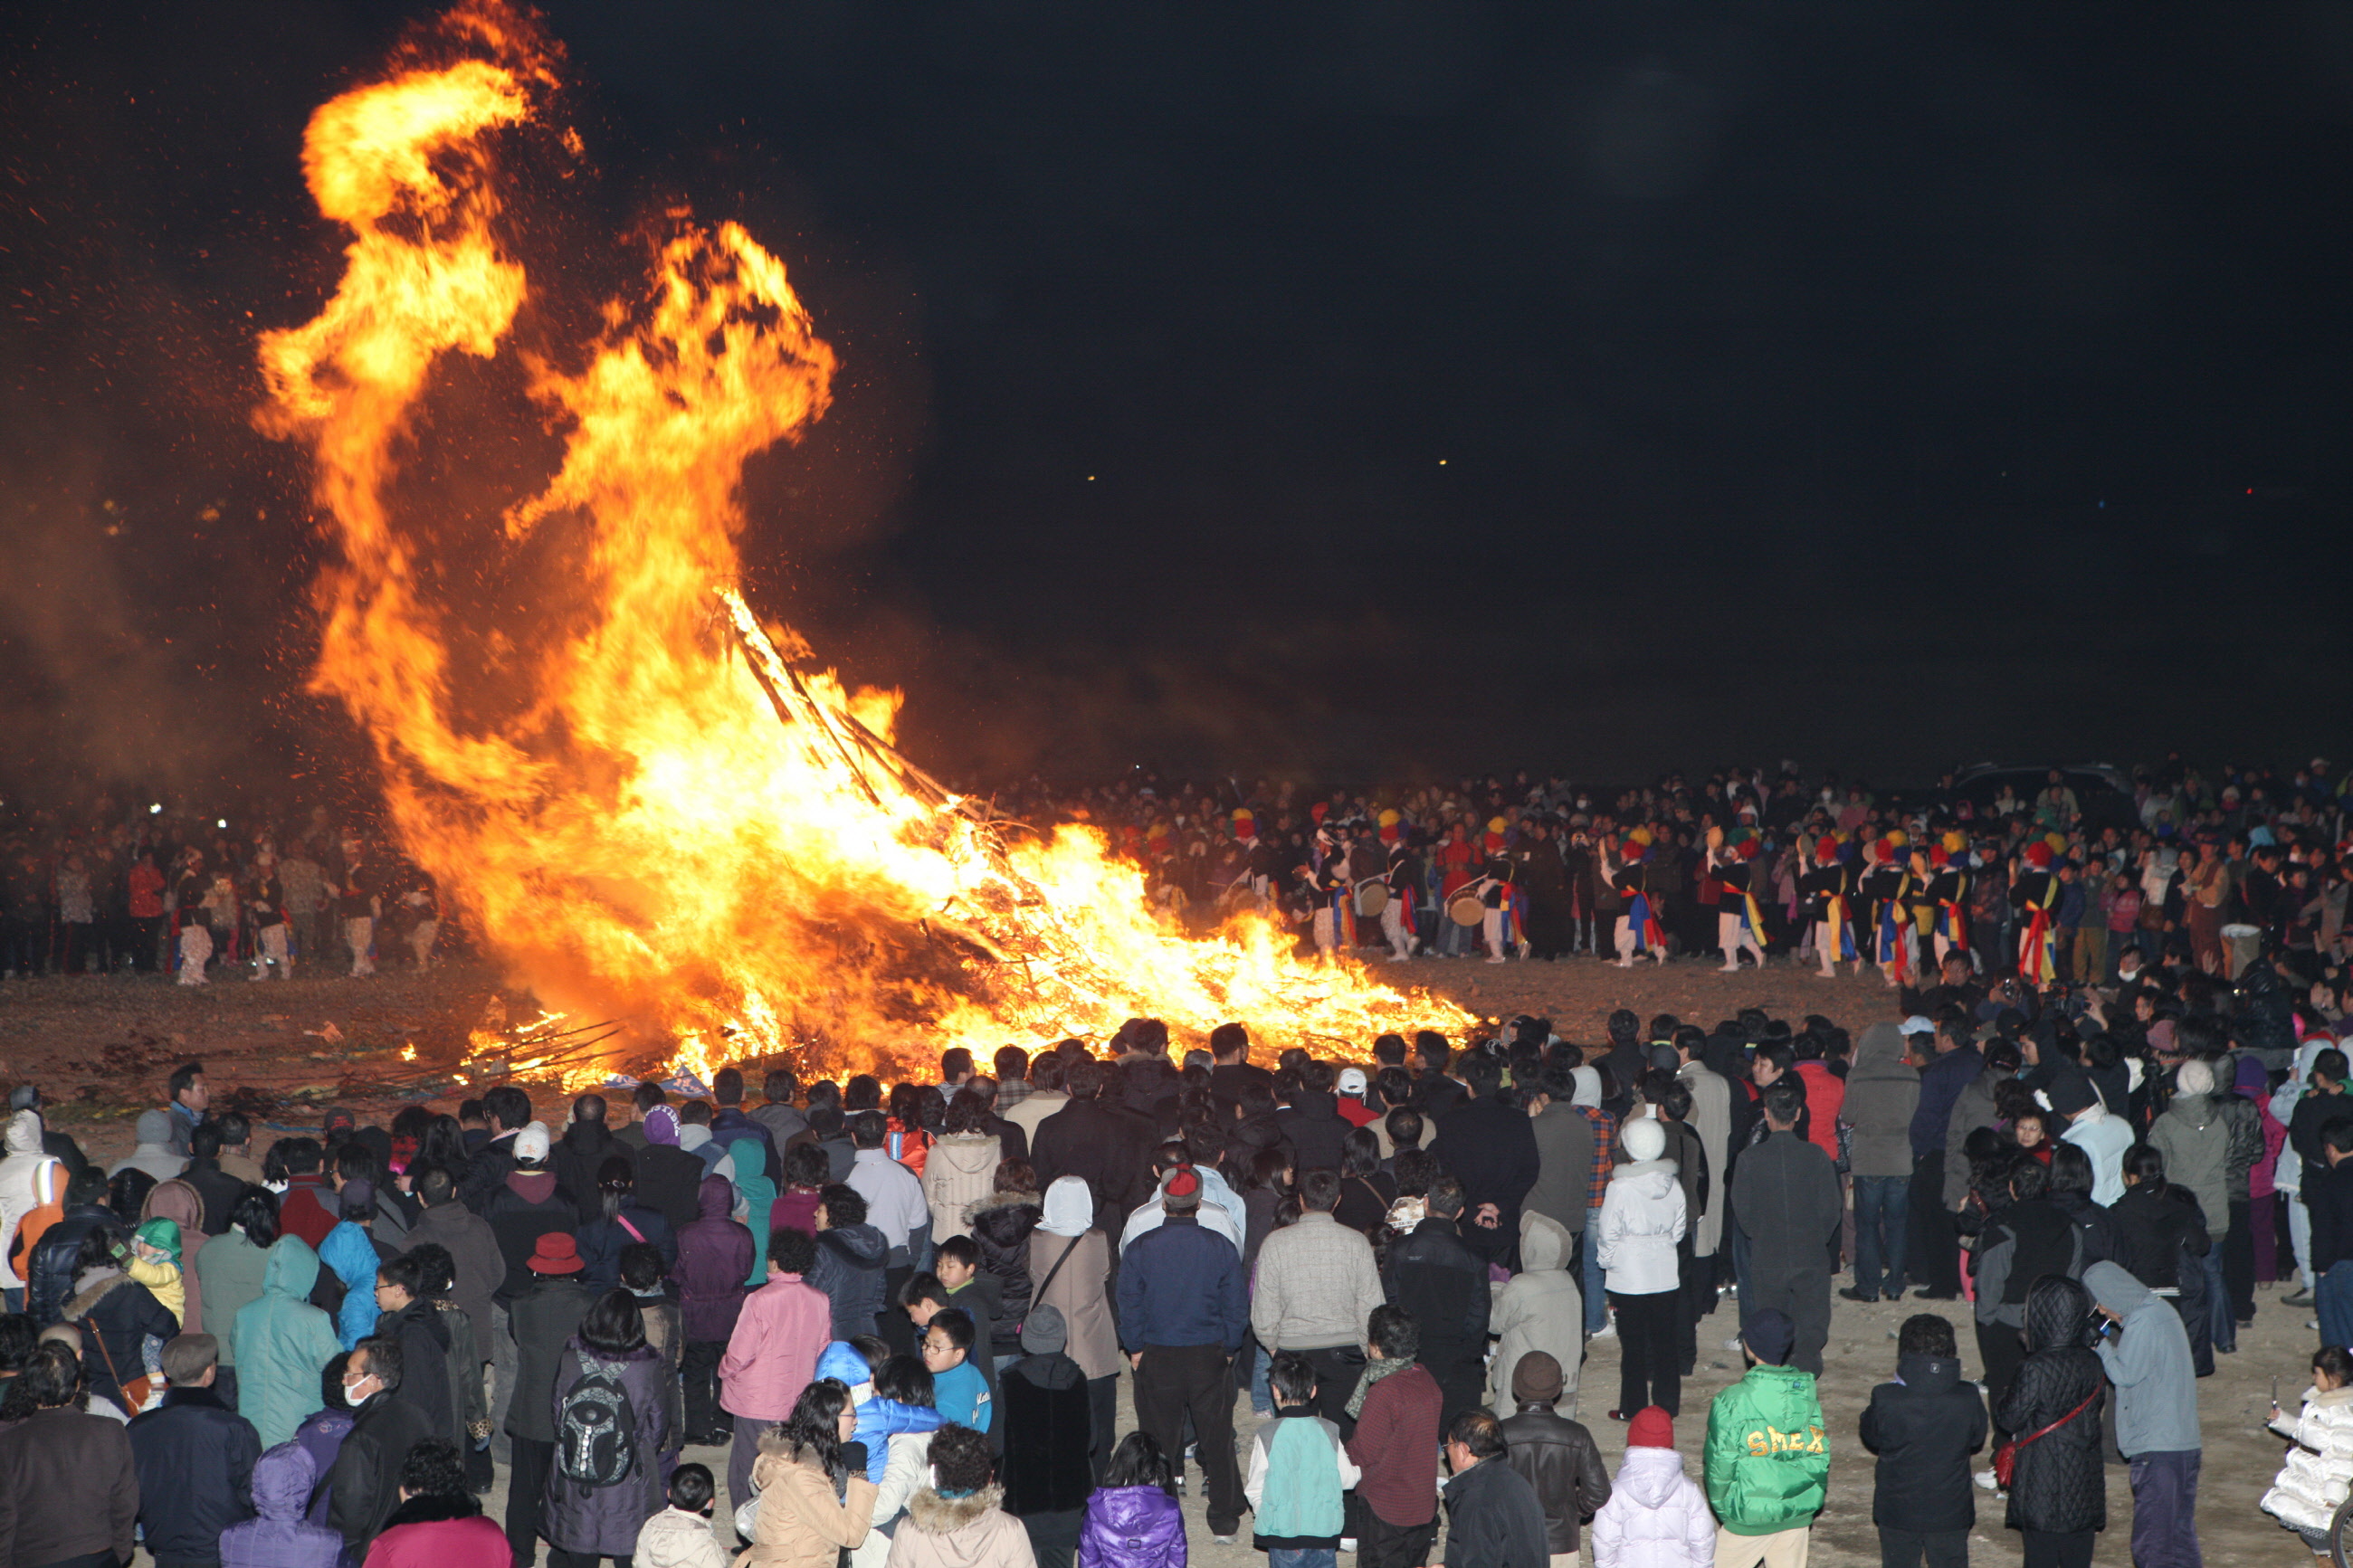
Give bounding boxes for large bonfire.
[257,3,1472,1086]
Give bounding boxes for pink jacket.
[1589,1448,1715,1568]
[718,1272,834,1421]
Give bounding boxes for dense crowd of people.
[5,755,2348,984]
[0,924,2348,1567]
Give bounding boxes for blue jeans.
[1582,1207,1608,1332]
[1270,1551,1336,1568]
[2201,1247,2234,1352]
[1250,1345,1272,1414]
[2318,1261,2353,1348]
[1853,1175,1910,1298]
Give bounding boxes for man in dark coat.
[128,1333,262,1568]
[1384,1177,1492,1430]
[1498,1352,1609,1564]
[1118,1170,1249,1542]
[324,1334,436,1557]
[1729,1080,1841,1376]
[1596,1012,1648,1118]
[1858,1314,1987,1568]
[1413,1033,1468,1118]
[181,1123,247,1237]
[1520,1066,1596,1240]
[400,1164,505,1367]
[500,1238,595,1564]
[1440,1410,1552,1568]
[1274,1062,1355,1174]
[458,1084,532,1215]
[1428,1056,1541,1269]
[710,1068,781,1185]
[1031,1059,1157,1240]
[549,1094,626,1226]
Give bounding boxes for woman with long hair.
[576,1156,678,1292]
[741,1378,878,1568]
[541,1288,670,1567]
[1330,1127,1396,1236]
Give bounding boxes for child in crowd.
[1080,1432,1186,1568]
[1589,1407,1714,1568]
[1344,1307,1443,1568]
[636,1462,729,1568]
[129,1218,186,1326]
[935,1235,1005,1346]
[1704,1310,1828,1568]
[2264,1345,2353,1555]
[884,1423,1033,1568]
[998,1307,1095,1568]
[1858,1315,1987,1568]
[851,1355,943,1568]
[1245,1353,1361,1568]
[921,1307,995,1434]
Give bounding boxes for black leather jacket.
[1499,1402,1612,1554]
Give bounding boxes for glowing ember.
[258,2,1473,1085]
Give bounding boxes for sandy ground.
[0,954,2308,1566]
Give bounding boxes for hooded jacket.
[1078,1483,1185,1568]
[541,1338,670,1557]
[0,1108,62,1290]
[1702,1363,1827,1536]
[1587,1446,1714,1568]
[64,1262,178,1407]
[1488,1213,1585,1416]
[506,1274,596,1443]
[1856,1352,1986,1531]
[1941,1062,2009,1210]
[2147,1090,2232,1238]
[1500,1400,1610,1555]
[24,1199,112,1325]
[129,1383,262,1566]
[142,1178,210,1333]
[815,1341,945,1485]
[485,1169,578,1305]
[2083,1260,2198,1455]
[1596,1159,1685,1297]
[637,1504,731,1568]
[400,1198,505,1364]
[110,1108,189,1189]
[883,1484,1034,1568]
[1842,1024,1920,1179]
[998,1351,1093,1516]
[1993,1275,2106,1535]
[1523,1101,1596,1234]
[2263,1382,2353,1535]
[807,1219,890,1343]
[233,1238,345,1448]
[218,1440,344,1568]
[551,1118,625,1227]
[742,1441,879,1568]
[318,1220,383,1350]
[964,1190,1042,1354]
[1028,1181,1119,1381]
[719,1270,834,1422]
[677,1174,756,1343]
[922,1133,1004,1244]
[1676,1060,1732,1258]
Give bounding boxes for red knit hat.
[1627,1406,1675,1449]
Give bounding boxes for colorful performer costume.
[1801,838,1856,978]
[1381,825,1422,961]
[1612,841,1668,967]
[2012,841,2063,986]
[1711,837,1767,971]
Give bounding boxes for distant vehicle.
[1948,763,2139,836]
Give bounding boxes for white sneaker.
[1723,1334,1747,1353]
[1213,1535,1236,1546]
[1340,1540,1358,1554]
[1973,1468,2000,1492]
[1590,1319,1617,1340]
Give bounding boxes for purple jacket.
[539,1339,670,1558]
[291,1407,353,1527]
[1079,1485,1187,1568]
[676,1175,754,1343]
[220,1440,344,1568]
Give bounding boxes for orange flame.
[259,3,1473,1085]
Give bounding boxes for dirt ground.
[0,954,2304,1565]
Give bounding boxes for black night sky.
[5,3,2352,806]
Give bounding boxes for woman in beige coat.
[883,1425,1037,1568]
[1028,1176,1119,1479]
[736,1378,879,1568]
[922,1100,1003,1244]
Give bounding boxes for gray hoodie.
[1842,1023,1920,1179]
[2083,1260,2199,1456]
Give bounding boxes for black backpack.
[556,1354,639,1488]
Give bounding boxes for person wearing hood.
[62,1221,179,1411]
[320,1186,390,1351]
[2145,1059,2238,1354]
[1029,1176,1119,1481]
[1993,1275,2106,1567]
[224,1244,339,1470]
[721,1226,834,1514]
[967,1177,1043,1363]
[2046,1078,2130,1206]
[923,1099,1004,1246]
[0,1107,63,1309]
[1702,1310,1826,1567]
[1588,1406,1711,1568]
[1487,1211,1585,1419]
[633,1106,711,1234]
[1499,1350,1610,1565]
[220,1439,344,1568]
[2082,1259,2200,1568]
[142,1179,210,1326]
[129,1331,262,1565]
[128,1212,189,1328]
[809,1183,891,1343]
[816,1339,946,1493]
[111,1107,191,1189]
[998,1307,1094,1568]
[1840,1023,1920,1305]
[1858,1315,1986,1568]
[678,1172,754,1448]
[732,1134,781,1286]
[1597,1117,1685,1421]
[1728,1081,1840,1376]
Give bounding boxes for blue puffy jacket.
[814,1341,943,1481]
[317,1221,382,1351]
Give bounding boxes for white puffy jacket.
[1595,1161,1685,1297]
[0,1110,62,1290]
[2263,1383,2353,1534]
